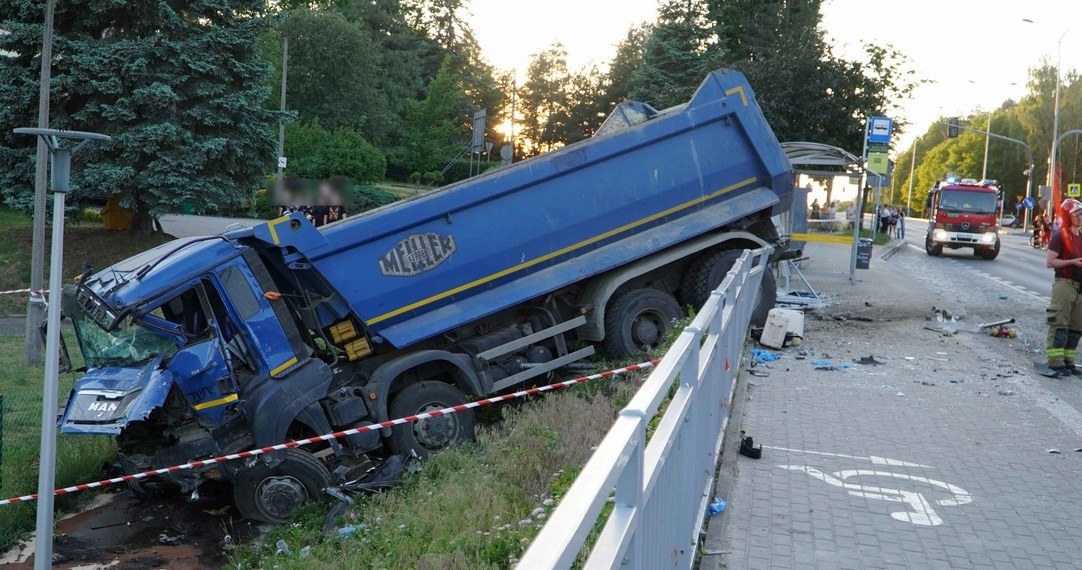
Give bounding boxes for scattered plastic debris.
[748,369,770,377]
[706,499,727,517]
[337,524,365,538]
[855,355,885,366]
[811,359,849,371]
[276,539,292,556]
[896,392,906,397]
[997,390,1015,396]
[925,356,949,362]
[1074,448,1082,453]
[1047,449,1062,454]
[299,546,312,559]
[750,348,780,363]
[158,532,186,546]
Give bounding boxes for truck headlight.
[980,232,997,243]
[932,229,947,241]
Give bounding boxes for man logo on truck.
[379,233,457,276]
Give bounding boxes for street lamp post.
[1049,29,1073,204]
[14,128,111,570]
[907,140,917,213]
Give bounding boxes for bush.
[409,171,423,184]
[285,119,386,184]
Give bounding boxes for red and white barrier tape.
[0,288,45,297]
[0,359,660,506]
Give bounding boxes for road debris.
[739,432,762,459]
[707,499,727,517]
[997,390,1015,396]
[750,348,780,363]
[1047,449,1062,455]
[275,539,291,556]
[896,392,906,397]
[158,532,186,546]
[855,355,886,366]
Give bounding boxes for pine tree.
[0,0,278,232]
[631,0,713,110]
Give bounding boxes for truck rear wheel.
[233,449,331,524]
[603,288,684,357]
[389,381,476,459]
[681,249,776,327]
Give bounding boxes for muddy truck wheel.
[389,381,476,459]
[233,449,331,524]
[603,288,684,358]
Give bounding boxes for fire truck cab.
[925,179,1001,260]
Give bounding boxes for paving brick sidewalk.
[702,241,1082,570]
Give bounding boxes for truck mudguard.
[243,357,333,447]
[368,350,484,426]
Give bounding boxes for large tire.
[603,288,684,358]
[388,381,476,459]
[233,449,331,524]
[978,239,1000,260]
[681,249,775,327]
[925,235,943,256]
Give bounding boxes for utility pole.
[275,35,288,202]
[26,0,56,366]
[981,112,991,180]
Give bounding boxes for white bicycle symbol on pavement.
[770,447,972,527]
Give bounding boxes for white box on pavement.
[760,309,790,349]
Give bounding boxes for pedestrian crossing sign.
[1069,183,1081,198]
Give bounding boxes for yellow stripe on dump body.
[368,177,759,325]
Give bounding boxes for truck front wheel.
[603,288,684,358]
[925,236,943,256]
[233,449,332,524]
[389,381,476,459]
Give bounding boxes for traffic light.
[947,117,959,138]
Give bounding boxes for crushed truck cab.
[59,69,794,523]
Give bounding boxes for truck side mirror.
[38,316,76,374]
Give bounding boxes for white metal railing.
[517,247,769,569]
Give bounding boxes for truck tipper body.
[924,179,1001,259]
[58,69,794,522]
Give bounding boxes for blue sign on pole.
[1023,196,1036,209]
[868,116,893,144]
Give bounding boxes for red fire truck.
[924,179,1001,260]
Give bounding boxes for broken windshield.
[71,307,179,369]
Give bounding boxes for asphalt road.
[903,218,1051,302]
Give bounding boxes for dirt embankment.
[2,485,261,569]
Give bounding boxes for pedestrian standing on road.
[897,208,906,239]
[1043,198,1082,377]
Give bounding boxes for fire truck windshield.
[938,190,997,214]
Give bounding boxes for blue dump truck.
[57,69,793,522]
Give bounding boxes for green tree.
[602,24,650,111]
[631,0,712,109]
[520,44,573,156]
[393,57,468,175]
[0,0,278,232]
[269,9,394,144]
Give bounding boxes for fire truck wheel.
[603,288,684,357]
[925,237,943,256]
[681,249,776,328]
[233,449,332,524]
[388,381,476,459]
[977,241,1000,260]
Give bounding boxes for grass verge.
[0,334,116,550]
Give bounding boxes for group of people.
[1044,198,1082,377]
[1032,211,1054,249]
[877,205,906,239]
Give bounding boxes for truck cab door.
[146,284,241,425]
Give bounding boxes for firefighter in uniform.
[1045,198,1082,376]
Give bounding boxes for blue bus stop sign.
[868,116,893,144]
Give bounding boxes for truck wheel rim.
[631,310,665,347]
[413,401,456,449]
[257,475,309,520]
